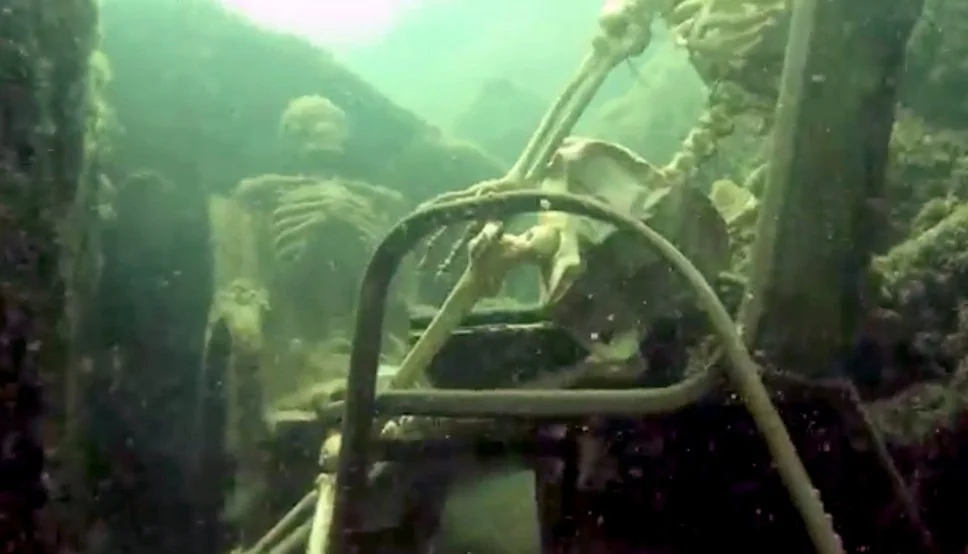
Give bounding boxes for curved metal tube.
[313,371,717,425]
[326,190,842,554]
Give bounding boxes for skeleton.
[246,1,842,554]
[399,0,660,392]
[402,0,789,392]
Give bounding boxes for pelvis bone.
[536,137,730,356]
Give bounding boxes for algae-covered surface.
[14,0,968,552]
